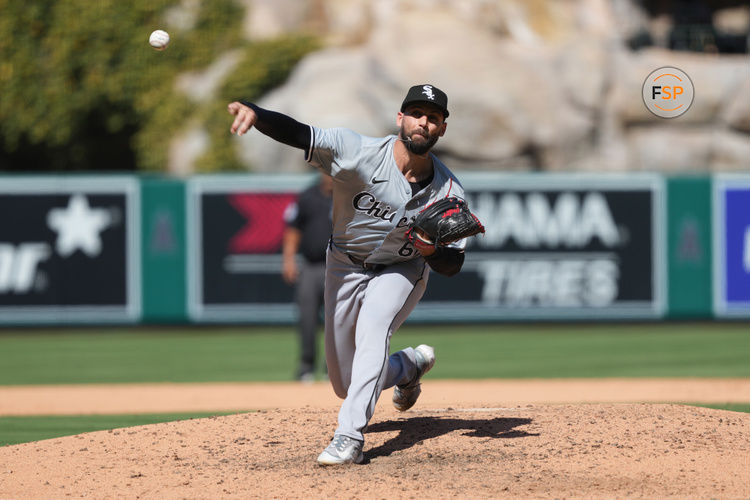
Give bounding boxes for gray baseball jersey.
[306,126,466,444]
[307,127,467,264]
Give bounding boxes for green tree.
[0,0,316,172]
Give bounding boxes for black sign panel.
[200,192,296,305]
[188,176,312,323]
[414,178,664,320]
[0,178,139,323]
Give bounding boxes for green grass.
[693,403,750,414]
[0,412,239,447]
[0,323,749,384]
[0,327,300,384]
[404,323,750,380]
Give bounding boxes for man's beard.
[399,126,439,156]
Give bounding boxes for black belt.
[347,254,386,273]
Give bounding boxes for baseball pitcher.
[228,84,483,465]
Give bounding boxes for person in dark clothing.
[282,174,333,382]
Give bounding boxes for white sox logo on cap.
[400,84,449,117]
[422,85,436,100]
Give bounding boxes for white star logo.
[47,194,113,258]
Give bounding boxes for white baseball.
[149,30,170,51]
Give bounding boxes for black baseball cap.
[400,84,449,118]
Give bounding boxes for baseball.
[149,30,170,51]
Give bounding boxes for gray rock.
[627,126,714,172]
[235,48,388,173]
[610,49,750,125]
[176,50,243,103]
[181,0,750,174]
[723,76,750,134]
[239,0,318,40]
[711,130,750,171]
[169,125,209,176]
[235,1,600,172]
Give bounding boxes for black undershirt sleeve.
[423,247,465,277]
[239,101,312,154]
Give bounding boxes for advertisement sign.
[713,175,750,317]
[187,175,316,322]
[188,173,665,323]
[0,177,140,323]
[412,173,666,321]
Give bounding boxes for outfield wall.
[0,172,745,324]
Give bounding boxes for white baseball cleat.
[392,344,435,412]
[317,435,364,465]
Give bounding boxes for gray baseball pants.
[296,260,326,376]
[324,242,429,443]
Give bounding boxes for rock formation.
[199,0,750,173]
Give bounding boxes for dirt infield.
[1,379,749,499]
[2,378,750,416]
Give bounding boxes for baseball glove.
[407,197,485,248]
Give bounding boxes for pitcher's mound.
[1,404,748,498]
